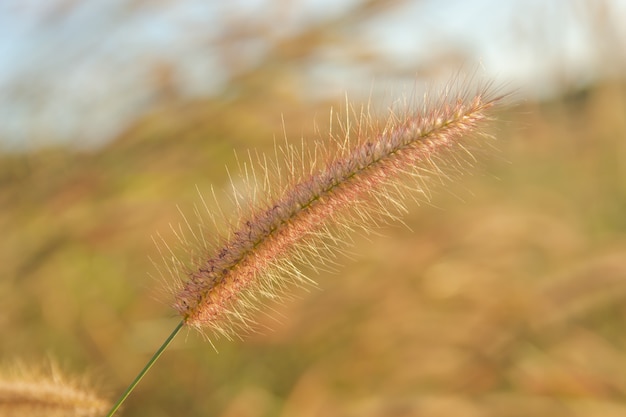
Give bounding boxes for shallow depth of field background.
[2,1,626,416]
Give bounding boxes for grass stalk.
[105,321,184,417]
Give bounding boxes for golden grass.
[1,79,625,416]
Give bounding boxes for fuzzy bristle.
[165,79,505,339]
[0,361,110,417]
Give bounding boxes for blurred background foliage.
[2,0,626,416]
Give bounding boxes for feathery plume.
[0,360,110,417]
[166,78,504,339]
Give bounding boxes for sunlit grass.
[1,78,626,416]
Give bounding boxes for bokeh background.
[2,0,626,416]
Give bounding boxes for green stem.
[105,320,184,417]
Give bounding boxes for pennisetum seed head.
[159,77,506,340]
[0,360,110,417]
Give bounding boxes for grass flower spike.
[170,79,503,337]
[0,361,109,417]
[107,77,505,417]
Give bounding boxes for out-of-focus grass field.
[2,4,626,416]
[2,79,626,417]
